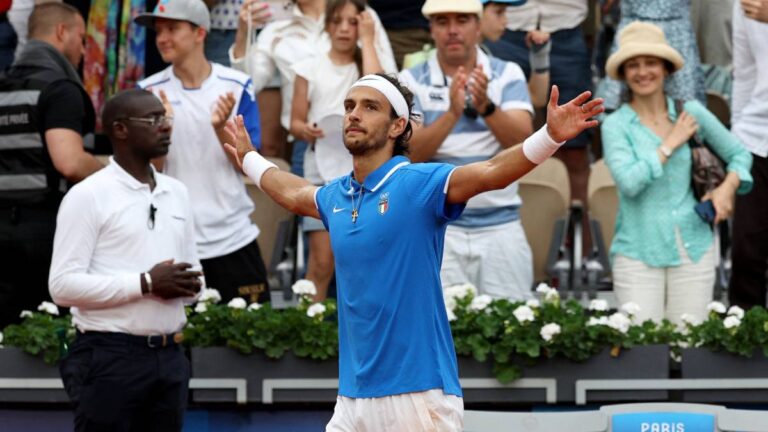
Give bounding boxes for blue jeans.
[204,29,236,66]
[485,26,592,148]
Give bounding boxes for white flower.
[723,315,741,329]
[535,283,561,302]
[540,323,561,342]
[19,310,32,319]
[587,316,609,326]
[621,302,641,316]
[227,298,247,309]
[198,288,222,304]
[544,289,560,303]
[526,299,540,308]
[680,313,701,326]
[37,301,59,316]
[446,308,457,322]
[706,301,726,314]
[607,312,631,334]
[589,299,609,312]
[292,279,317,297]
[443,283,478,313]
[443,296,457,313]
[513,305,535,323]
[194,302,208,313]
[727,305,745,320]
[469,295,493,311]
[307,303,326,318]
[247,302,262,311]
[444,283,478,301]
[0,331,3,344]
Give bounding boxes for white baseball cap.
[422,0,483,18]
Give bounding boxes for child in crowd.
[290,0,394,301]
[480,0,549,108]
[230,0,395,175]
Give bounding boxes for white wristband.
[243,151,278,189]
[522,125,565,165]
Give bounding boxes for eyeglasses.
[119,115,174,127]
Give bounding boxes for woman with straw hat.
[600,22,753,325]
[596,0,705,112]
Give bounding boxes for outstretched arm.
[447,86,603,204]
[224,116,320,218]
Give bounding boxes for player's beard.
[343,123,390,157]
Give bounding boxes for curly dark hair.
[372,73,417,156]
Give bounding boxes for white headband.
[348,75,409,120]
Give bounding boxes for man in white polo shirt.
[136,0,268,303]
[50,89,202,431]
[400,0,535,300]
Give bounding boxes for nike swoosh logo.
[333,207,345,213]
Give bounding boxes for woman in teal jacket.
[601,22,753,325]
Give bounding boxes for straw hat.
[605,22,684,80]
[422,0,483,18]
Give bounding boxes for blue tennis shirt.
[315,156,465,398]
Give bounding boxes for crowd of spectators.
[1,0,767,325]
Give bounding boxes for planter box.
[190,347,339,403]
[192,345,670,405]
[459,345,670,404]
[0,347,68,403]
[681,348,768,403]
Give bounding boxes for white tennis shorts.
[325,389,463,432]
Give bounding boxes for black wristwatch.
[480,101,496,117]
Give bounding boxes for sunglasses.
[117,115,174,127]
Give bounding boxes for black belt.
[78,330,184,349]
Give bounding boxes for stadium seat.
[519,158,573,291]
[584,159,618,298]
[464,409,606,432]
[706,91,731,129]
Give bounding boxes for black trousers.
[0,204,57,328]
[201,238,269,303]
[59,332,190,432]
[729,154,768,308]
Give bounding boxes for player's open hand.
[223,115,256,173]
[545,85,604,143]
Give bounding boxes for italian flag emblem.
[378,193,389,215]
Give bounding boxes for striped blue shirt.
[399,48,533,228]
